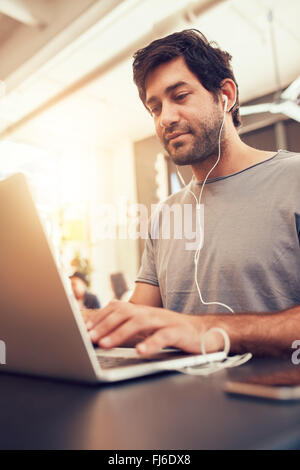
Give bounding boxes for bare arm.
[86,303,300,358]
[204,306,300,358]
[129,282,163,307]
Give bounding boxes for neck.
[191,125,276,182]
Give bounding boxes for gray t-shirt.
[136,150,300,314]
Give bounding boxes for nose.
[159,102,179,129]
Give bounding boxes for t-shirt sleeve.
[135,234,159,287]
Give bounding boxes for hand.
[84,300,223,356]
[80,307,97,324]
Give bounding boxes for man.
[86,29,300,358]
[70,271,100,309]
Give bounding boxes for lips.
[166,132,189,143]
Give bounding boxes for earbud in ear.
[222,94,228,112]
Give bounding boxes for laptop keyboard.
[97,351,191,370]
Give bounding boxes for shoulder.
[273,150,300,168]
[271,150,300,184]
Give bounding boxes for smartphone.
[225,367,300,400]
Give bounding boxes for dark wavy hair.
[133,29,241,128]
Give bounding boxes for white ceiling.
[0,0,299,150]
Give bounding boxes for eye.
[150,105,161,116]
[174,93,189,101]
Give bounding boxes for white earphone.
[176,91,234,313]
[223,92,237,113]
[174,91,253,375]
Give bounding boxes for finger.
[136,327,179,356]
[137,323,207,356]
[88,311,130,343]
[98,316,162,349]
[86,300,119,330]
[81,308,101,324]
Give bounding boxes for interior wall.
[134,135,161,262]
[241,119,300,152]
[90,139,139,304]
[88,144,117,305]
[241,124,277,151]
[285,121,300,153]
[112,139,139,291]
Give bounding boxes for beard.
[162,112,224,166]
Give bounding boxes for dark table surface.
[1,357,300,450]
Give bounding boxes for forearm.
[124,287,162,346]
[199,306,300,357]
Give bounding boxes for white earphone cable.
[175,95,252,375]
[177,95,234,314]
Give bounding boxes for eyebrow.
[146,81,189,107]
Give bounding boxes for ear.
[220,79,237,112]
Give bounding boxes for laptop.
[0,173,226,383]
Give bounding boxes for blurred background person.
[69,271,101,309]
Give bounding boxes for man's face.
[145,56,224,166]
